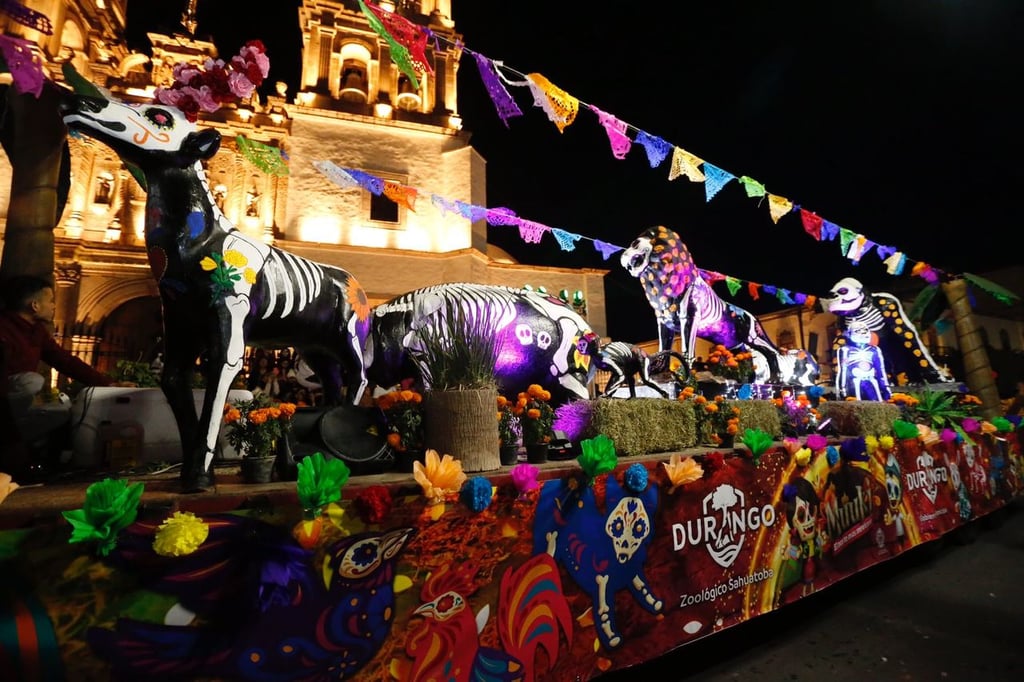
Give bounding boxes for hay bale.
[819,400,900,438]
[585,398,696,456]
[735,400,782,438]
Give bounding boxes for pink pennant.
[588,105,632,159]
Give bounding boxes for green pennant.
[358,0,420,90]
[726,276,742,296]
[739,176,766,198]
[838,227,855,255]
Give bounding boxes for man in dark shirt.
[0,275,126,480]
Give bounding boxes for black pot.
[241,455,276,484]
[500,445,520,466]
[526,443,548,464]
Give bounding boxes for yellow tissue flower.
[795,447,812,467]
[864,435,879,455]
[413,449,466,505]
[879,435,894,451]
[0,472,19,505]
[662,454,703,493]
[153,511,209,557]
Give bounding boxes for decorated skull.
[824,277,866,315]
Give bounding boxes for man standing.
[0,275,125,480]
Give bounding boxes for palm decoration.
[907,273,1021,419]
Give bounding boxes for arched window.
[94,171,114,204]
[338,43,372,103]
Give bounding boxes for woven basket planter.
[424,386,500,472]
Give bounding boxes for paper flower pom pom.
[794,447,812,467]
[879,435,894,450]
[153,511,209,556]
[805,434,828,453]
[662,454,703,493]
[892,419,921,441]
[510,463,540,495]
[961,418,980,434]
[782,437,801,456]
[864,435,879,455]
[62,478,144,556]
[461,477,493,513]
[703,451,725,474]
[354,485,393,525]
[296,452,350,517]
[577,434,618,482]
[741,428,773,464]
[991,417,1012,433]
[0,472,18,506]
[840,437,869,462]
[825,445,840,468]
[782,483,799,502]
[413,449,467,505]
[623,463,648,494]
[940,428,958,443]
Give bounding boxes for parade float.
[3,5,1023,680]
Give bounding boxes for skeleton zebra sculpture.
[621,226,818,386]
[61,91,371,492]
[369,283,600,405]
[596,342,684,398]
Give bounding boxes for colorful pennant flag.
[313,160,360,190]
[739,176,766,198]
[589,105,632,159]
[552,228,582,251]
[668,147,706,183]
[635,130,673,168]
[383,182,417,212]
[800,208,823,240]
[471,52,523,127]
[767,194,793,223]
[518,219,549,244]
[884,251,907,275]
[525,73,579,133]
[703,163,735,202]
[358,0,429,89]
[236,136,289,176]
[594,240,623,260]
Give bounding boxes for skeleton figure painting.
[61,88,371,492]
[835,322,892,401]
[596,342,683,398]
[823,277,954,387]
[621,226,817,386]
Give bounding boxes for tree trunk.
[0,83,67,281]
[941,277,1001,420]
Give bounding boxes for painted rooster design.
[402,553,573,681]
[88,514,414,680]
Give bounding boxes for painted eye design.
[145,108,175,129]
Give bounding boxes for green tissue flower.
[577,434,618,483]
[62,478,144,557]
[741,428,773,465]
[991,417,1012,433]
[296,452,351,517]
[892,419,921,441]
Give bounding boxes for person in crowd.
[1006,379,1024,416]
[0,275,133,480]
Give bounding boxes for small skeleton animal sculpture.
[596,342,684,398]
[61,89,371,492]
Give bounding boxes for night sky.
[126,1,1023,344]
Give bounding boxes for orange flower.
[224,408,242,423]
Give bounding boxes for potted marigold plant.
[375,389,425,472]
[516,384,555,463]
[704,344,755,384]
[223,394,296,483]
[497,394,521,465]
[679,386,741,447]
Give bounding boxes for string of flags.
[353,1,945,286]
[314,160,820,309]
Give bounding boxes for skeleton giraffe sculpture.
[621,225,819,386]
[61,91,371,492]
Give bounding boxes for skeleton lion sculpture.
[61,88,371,492]
[621,225,818,386]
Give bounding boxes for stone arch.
[76,275,158,326]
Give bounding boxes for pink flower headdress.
[154,40,270,122]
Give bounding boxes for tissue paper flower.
[153,511,209,557]
[461,477,494,513]
[740,428,774,465]
[892,419,921,441]
[62,478,144,556]
[794,447,812,467]
[805,434,828,453]
[578,434,617,483]
[510,462,540,495]
[864,435,879,456]
[991,417,1013,433]
[917,424,940,445]
[0,473,18,506]
[940,428,958,443]
[296,451,351,517]
[782,437,802,456]
[413,449,467,505]
[623,463,649,494]
[980,421,998,435]
[354,485,393,525]
[662,454,703,493]
[879,435,894,451]
[962,418,980,434]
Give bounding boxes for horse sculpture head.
[61,89,221,175]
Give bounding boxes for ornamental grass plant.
[412,303,499,391]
